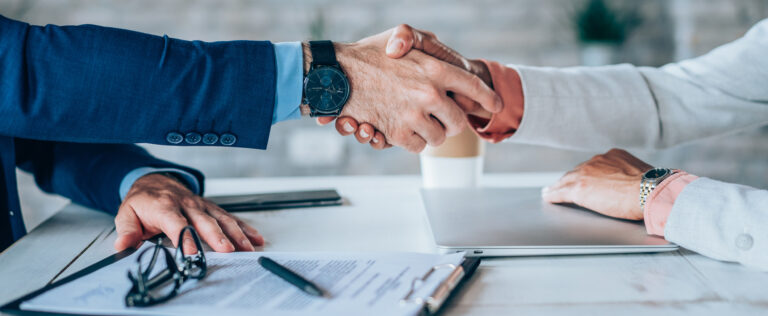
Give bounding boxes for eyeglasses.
[125,226,207,307]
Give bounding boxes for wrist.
[301,42,312,75]
[301,41,352,117]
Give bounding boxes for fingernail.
[372,138,380,143]
[343,122,355,133]
[541,187,550,194]
[241,239,254,250]
[386,39,403,55]
[360,129,370,138]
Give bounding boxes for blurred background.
[3,0,767,230]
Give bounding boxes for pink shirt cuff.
[467,60,524,143]
[644,172,698,236]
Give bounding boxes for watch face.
[644,168,670,180]
[303,66,350,113]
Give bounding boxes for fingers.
[440,64,502,113]
[316,117,335,126]
[157,206,197,255]
[205,203,255,252]
[541,171,580,204]
[370,131,389,149]
[335,117,359,136]
[236,220,265,247]
[541,185,576,205]
[355,123,375,143]
[401,132,428,153]
[179,200,235,254]
[387,24,469,72]
[428,94,468,137]
[386,24,415,58]
[114,204,144,252]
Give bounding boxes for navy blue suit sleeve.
[14,140,205,215]
[0,15,275,149]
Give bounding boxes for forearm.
[663,178,768,270]
[15,140,203,214]
[478,20,768,150]
[0,15,275,148]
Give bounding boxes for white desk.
[1,173,767,315]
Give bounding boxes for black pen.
[258,256,329,298]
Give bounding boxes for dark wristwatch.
[302,40,350,117]
[639,168,675,210]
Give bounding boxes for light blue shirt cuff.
[119,167,202,201]
[273,42,304,124]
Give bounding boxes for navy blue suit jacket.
[0,15,277,251]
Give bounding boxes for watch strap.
[640,169,677,210]
[309,40,338,66]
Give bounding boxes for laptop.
[421,187,677,257]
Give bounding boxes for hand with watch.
[319,24,497,149]
[541,148,675,221]
[300,32,503,153]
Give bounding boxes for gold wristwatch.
[640,168,675,210]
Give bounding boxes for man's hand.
[113,173,264,254]
[542,148,653,221]
[320,27,501,153]
[319,24,495,150]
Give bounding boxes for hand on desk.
[114,173,264,254]
[542,149,652,221]
[318,25,498,152]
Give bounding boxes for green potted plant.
[574,0,640,65]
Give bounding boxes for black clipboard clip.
[400,258,481,315]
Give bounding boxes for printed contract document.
[21,244,465,316]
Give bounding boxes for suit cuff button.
[166,132,184,144]
[736,233,754,251]
[202,133,219,145]
[185,132,202,144]
[220,133,237,146]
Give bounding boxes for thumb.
[114,204,144,251]
[386,24,415,58]
[541,185,575,205]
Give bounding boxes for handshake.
[307,25,503,153]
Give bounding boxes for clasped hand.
[326,25,501,153]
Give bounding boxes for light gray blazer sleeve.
[506,19,768,151]
[665,178,768,270]
[503,19,768,269]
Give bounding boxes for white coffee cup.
[420,128,485,188]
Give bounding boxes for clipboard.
[404,257,481,316]
[1,249,480,316]
[1,248,136,316]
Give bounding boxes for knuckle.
[404,110,424,125]
[431,134,447,146]
[575,178,589,191]
[396,23,413,33]
[590,154,604,162]
[156,195,176,208]
[219,216,238,227]
[197,216,218,228]
[422,59,445,76]
[417,87,442,104]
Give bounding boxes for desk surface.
[1,173,767,315]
